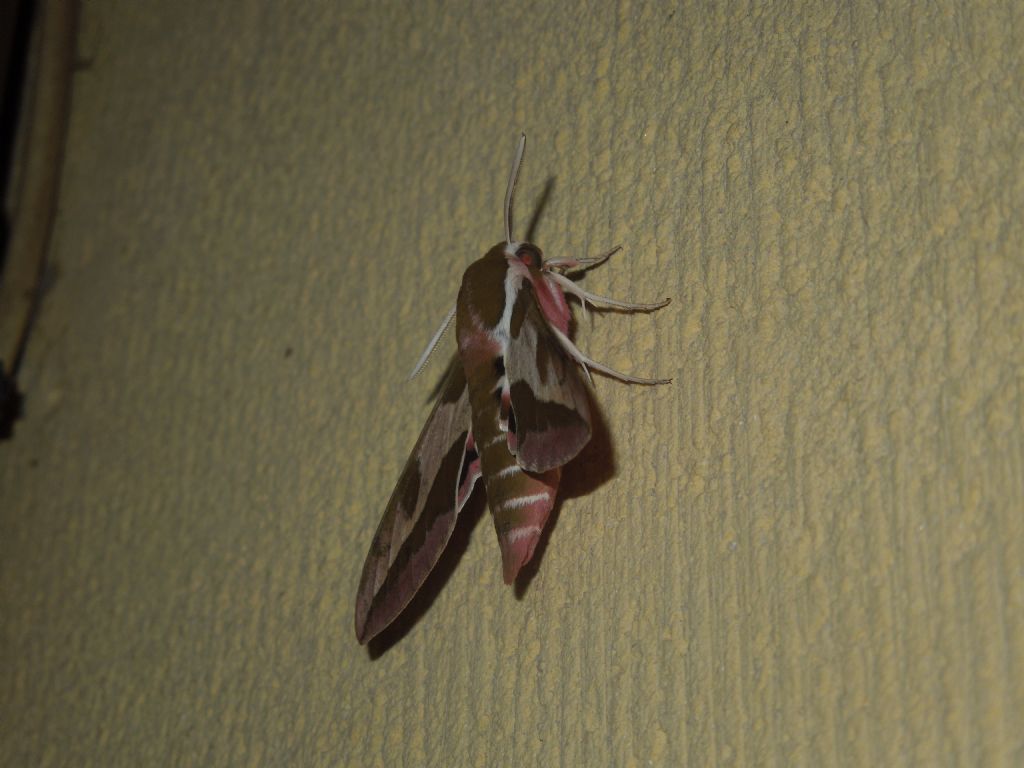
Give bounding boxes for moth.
[355,135,669,644]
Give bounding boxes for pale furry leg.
[545,245,621,272]
[547,323,671,386]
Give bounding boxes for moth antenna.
[407,303,456,380]
[504,133,526,248]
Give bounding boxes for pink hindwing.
[354,135,669,643]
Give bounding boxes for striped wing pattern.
[354,363,481,644]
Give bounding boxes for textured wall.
[2,1,1022,765]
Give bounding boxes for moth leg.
[547,324,672,386]
[408,303,456,380]
[546,271,670,317]
[545,245,621,272]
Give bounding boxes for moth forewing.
[353,365,479,644]
[505,281,592,472]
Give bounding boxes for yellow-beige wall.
[2,2,1022,765]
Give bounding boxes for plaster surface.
[2,2,1022,765]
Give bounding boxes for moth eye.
[516,244,543,269]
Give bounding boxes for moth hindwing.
[354,134,670,644]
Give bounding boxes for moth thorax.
[513,243,543,269]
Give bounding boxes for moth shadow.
[367,489,487,658]
[513,392,616,598]
[524,176,555,244]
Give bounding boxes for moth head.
[512,242,544,270]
